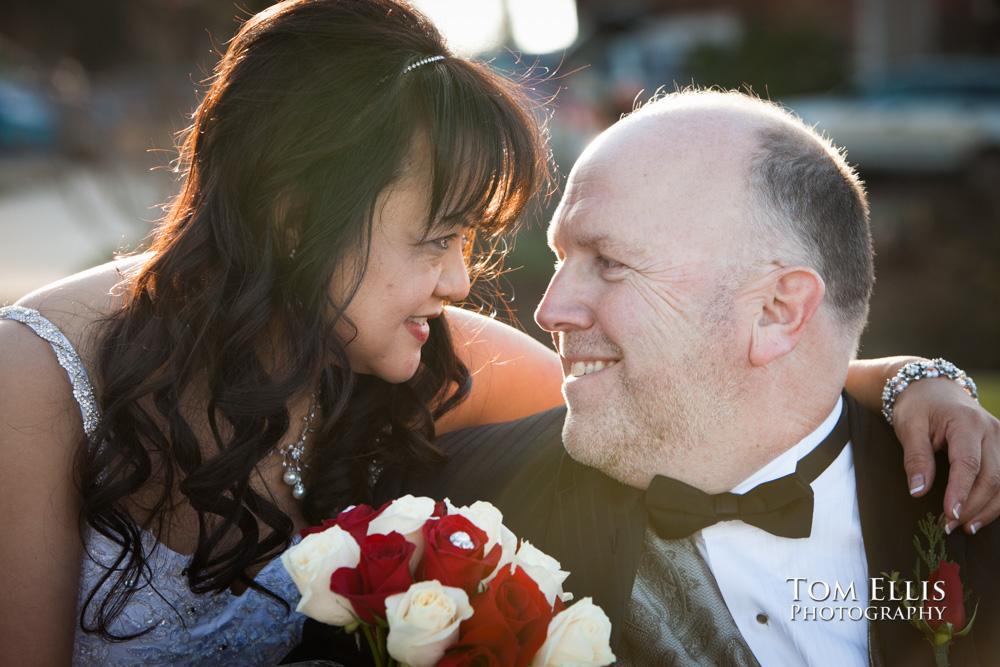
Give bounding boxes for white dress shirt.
[692,397,871,666]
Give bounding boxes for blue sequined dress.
[1,306,306,666]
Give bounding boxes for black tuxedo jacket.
[396,395,1000,667]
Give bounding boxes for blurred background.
[1,0,998,409]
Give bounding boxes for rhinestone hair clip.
[403,54,445,73]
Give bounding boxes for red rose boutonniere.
[883,513,978,667]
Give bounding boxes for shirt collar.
[730,395,845,494]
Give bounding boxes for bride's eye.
[428,233,459,251]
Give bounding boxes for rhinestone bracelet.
[881,358,979,426]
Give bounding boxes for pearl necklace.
[280,398,317,500]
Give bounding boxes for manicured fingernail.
[953,503,963,520]
[970,522,981,535]
[945,521,956,535]
[909,475,925,495]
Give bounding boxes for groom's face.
[534,113,751,488]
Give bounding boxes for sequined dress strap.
[0,305,101,437]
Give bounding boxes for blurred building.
[572,0,999,84]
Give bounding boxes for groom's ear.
[746,266,825,367]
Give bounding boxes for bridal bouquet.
[282,495,615,667]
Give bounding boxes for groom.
[403,90,1000,665]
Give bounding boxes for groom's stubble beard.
[562,298,747,489]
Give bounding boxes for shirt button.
[756,612,769,625]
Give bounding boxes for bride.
[1,1,997,665]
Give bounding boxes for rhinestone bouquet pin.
[882,513,978,667]
[282,495,616,667]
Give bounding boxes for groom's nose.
[534,261,594,334]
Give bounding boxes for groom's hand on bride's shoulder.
[893,376,1000,535]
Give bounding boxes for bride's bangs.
[411,59,550,241]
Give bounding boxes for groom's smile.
[567,359,618,378]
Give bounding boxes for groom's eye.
[598,255,624,271]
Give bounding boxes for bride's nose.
[435,246,471,303]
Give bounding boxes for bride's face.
[337,140,471,383]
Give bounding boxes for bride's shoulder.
[10,253,152,351]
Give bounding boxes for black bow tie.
[645,407,850,540]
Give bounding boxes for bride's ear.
[747,266,825,367]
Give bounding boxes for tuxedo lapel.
[542,453,647,651]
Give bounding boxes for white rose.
[385,580,474,667]
[368,495,437,538]
[445,499,517,583]
[368,495,438,568]
[282,526,354,591]
[281,525,361,626]
[530,598,616,667]
[512,541,572,607]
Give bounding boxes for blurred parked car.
[783,57,1000,183]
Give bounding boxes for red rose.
[299,503,383,542]
[491,566,552,632]
[329,532,415,624]
[451,567,556,667]
[453,591,519,667]
[417,514,501,596]
[438,645,503,667]
[489,567,554,665]
[333,503,386,543]
[433,500,450,518]
[926,560,967,631]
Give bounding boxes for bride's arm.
[436,307,563,434]
[0,319,84,665]
[847,356,1000,533]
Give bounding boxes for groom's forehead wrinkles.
[575,230,646,260]
[548,207,649,263]
[550,203,621,250]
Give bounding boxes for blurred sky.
[410,0,578,55]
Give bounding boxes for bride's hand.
[894,376,1000,534]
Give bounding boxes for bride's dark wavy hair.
[77,0,549,639]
